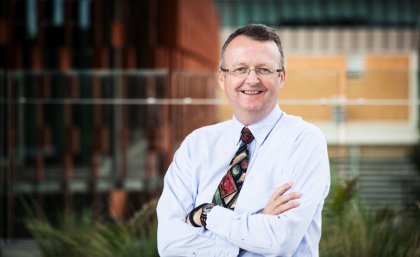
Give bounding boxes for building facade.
[1,0,220,239]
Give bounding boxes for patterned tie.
[212,127,254,209]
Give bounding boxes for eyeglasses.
[220,67,284,78]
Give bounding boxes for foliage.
[320,172,420,257]
[25,199,159,257]
[25,175,420,257]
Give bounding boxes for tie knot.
[241,127,254,144]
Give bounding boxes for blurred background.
[1,0,419,256]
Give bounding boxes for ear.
[279,70,286,89]
[218,70,226,90]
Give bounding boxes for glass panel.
[26,0,37,38]
[2,66,419,239]
[79,0,90,29]
[3,70,218,238]
[52,0,64,26]
[213,0,419,27]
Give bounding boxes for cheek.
[272,81,284,92]
[226,81,241,92]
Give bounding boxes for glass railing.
[1,69,419,239]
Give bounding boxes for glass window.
[26,0,37,38]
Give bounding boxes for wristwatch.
[200,203,215,229]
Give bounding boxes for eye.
[256,68,272,74]
[232,67,248,74]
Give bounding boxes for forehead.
[224,35,280,66]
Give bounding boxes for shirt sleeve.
[156,133,240,257]
[205,129,331,257]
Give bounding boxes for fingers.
[269,182,293,202]
[272,194,301,214]
[263,182,301,215]
[276,191,301,206]
[263,192,301,215]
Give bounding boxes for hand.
[185,204,205,227]
[262,182,301,215]
[192,208,202,226]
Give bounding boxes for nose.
[245,69,260,85]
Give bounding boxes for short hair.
[220,24,284,69]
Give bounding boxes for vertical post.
[5,71,14,240]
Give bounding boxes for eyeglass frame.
[220,66,284,77]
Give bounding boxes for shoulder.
[189,120,231,137]
[278,113,326,142]
[183,120,232,145]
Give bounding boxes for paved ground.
[0,240,41,257]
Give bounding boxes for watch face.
[200,204,214,229]
[203,204,214,214]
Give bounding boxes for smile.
[241,90,262,95]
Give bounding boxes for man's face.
[218,35,285,122]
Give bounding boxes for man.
[157,24,330,257]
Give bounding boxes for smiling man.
[157,24,330,257]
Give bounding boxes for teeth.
[243,90,260,95]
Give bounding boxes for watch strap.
[200,203,215,229]
[188,203,206,227]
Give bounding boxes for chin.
[244,106,263,114]
[244,104,274,116]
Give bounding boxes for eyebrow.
[230,62,273,67]
[230,62,248,67]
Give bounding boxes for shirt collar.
[230,105,283,146]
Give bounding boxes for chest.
[192,137,296,213]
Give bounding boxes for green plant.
[26,199,159,257]
[320,172,420,257]
[26,176,420,257]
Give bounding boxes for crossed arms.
[157,129,330,257]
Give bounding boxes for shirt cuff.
[205,205,235,236]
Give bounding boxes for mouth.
[241,90,263,95]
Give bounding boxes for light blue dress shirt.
[157,105,330,257]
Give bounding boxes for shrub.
[320,173,420,257]
[26,199,158,257]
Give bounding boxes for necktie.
[212,127,254,209]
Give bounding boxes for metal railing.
[1,69,419,239]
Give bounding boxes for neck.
[235,111,266,126]
[234,106,277,126]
